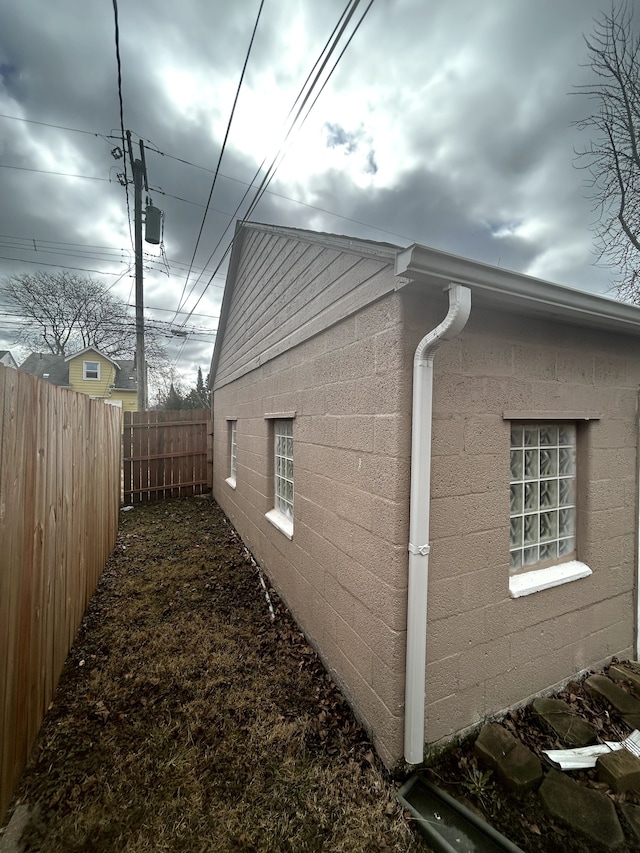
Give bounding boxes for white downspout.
[404,283,471,764]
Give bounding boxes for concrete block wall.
[402,290,640,746]
[212,292,413,766]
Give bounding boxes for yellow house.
[20,347,138,416]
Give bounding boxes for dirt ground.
[5,497,430,853]
[5,495,638,852]
[428,678,640,853]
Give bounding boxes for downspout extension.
[405,283,471,764]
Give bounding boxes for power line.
[111,0,134,249]
[143,250,226,279]
[0,234,130,252]
[171,334,189,370]
[0,112,105,138]
[0,234,217,282]
[131,303,219,321]
[0,312,217,346]
[0,302,218,333]
[2,114,411,254]
[0,163,112,182]
[176,0,265,323]
[149,185,227,212]
[147,157,415,245]
[0,242,130,263]
[179,0,376,326]
[244,0,376,227]
[0,242,133,277]
[173,0,363,322]
[0,255,129,275]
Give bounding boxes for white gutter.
[404,283,471,764]
[396,243,640,335]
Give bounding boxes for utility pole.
[118,131,162,410]
[127,131,148,411]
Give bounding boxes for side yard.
[3,497,428,853]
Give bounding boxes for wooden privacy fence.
[0,365,121,823]
[123,409,212,503]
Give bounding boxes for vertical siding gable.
[224,235,312,347]
[227,253,374,369]
[222,240,328,356]
[238,230,285,293]
[214,231,396,387]
[229,231,271,306]
[216,234,319,375]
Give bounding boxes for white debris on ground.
[543,730,640,770]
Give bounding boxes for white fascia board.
[395,244,640,335]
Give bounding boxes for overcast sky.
[0,0,631,390]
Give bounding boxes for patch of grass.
[10,498,428,853]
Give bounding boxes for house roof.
[209,222,640,387]
[112,360,137,391]
[0,350,17,367]
[20,350,137,390]
[239,222,402,257]
[64,346,121,369]
[20,353,70,386]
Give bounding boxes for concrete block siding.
[410,294,640,745]
[213,293,411,765]
[212,224,640,767]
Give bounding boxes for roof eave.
[64,346,121,369]
[395,244,640,335]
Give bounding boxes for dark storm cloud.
[0,0,629,374]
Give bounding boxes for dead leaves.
[92,700,109,722]
[13,498,426,853]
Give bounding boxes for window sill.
[225,477,236,490]
[265,508,293,540]
[509,560,592,598]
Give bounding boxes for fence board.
[0,365,120,823]
[123,409,212,503]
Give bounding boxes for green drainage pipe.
[397,774,524,853]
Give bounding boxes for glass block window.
[83,360,100,380]
[274,419,294,520]
[510,423,576,571]
[230,421,237,482]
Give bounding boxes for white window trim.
[509,560,592,598]
[83,360,100,380]
[264,416,294,539]
[265,508,293,540]
[226,420,237,489]
[508,420,593,597]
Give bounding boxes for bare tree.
[575,3,640,299]
[2,270,165,364]
[149,365,188,410]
